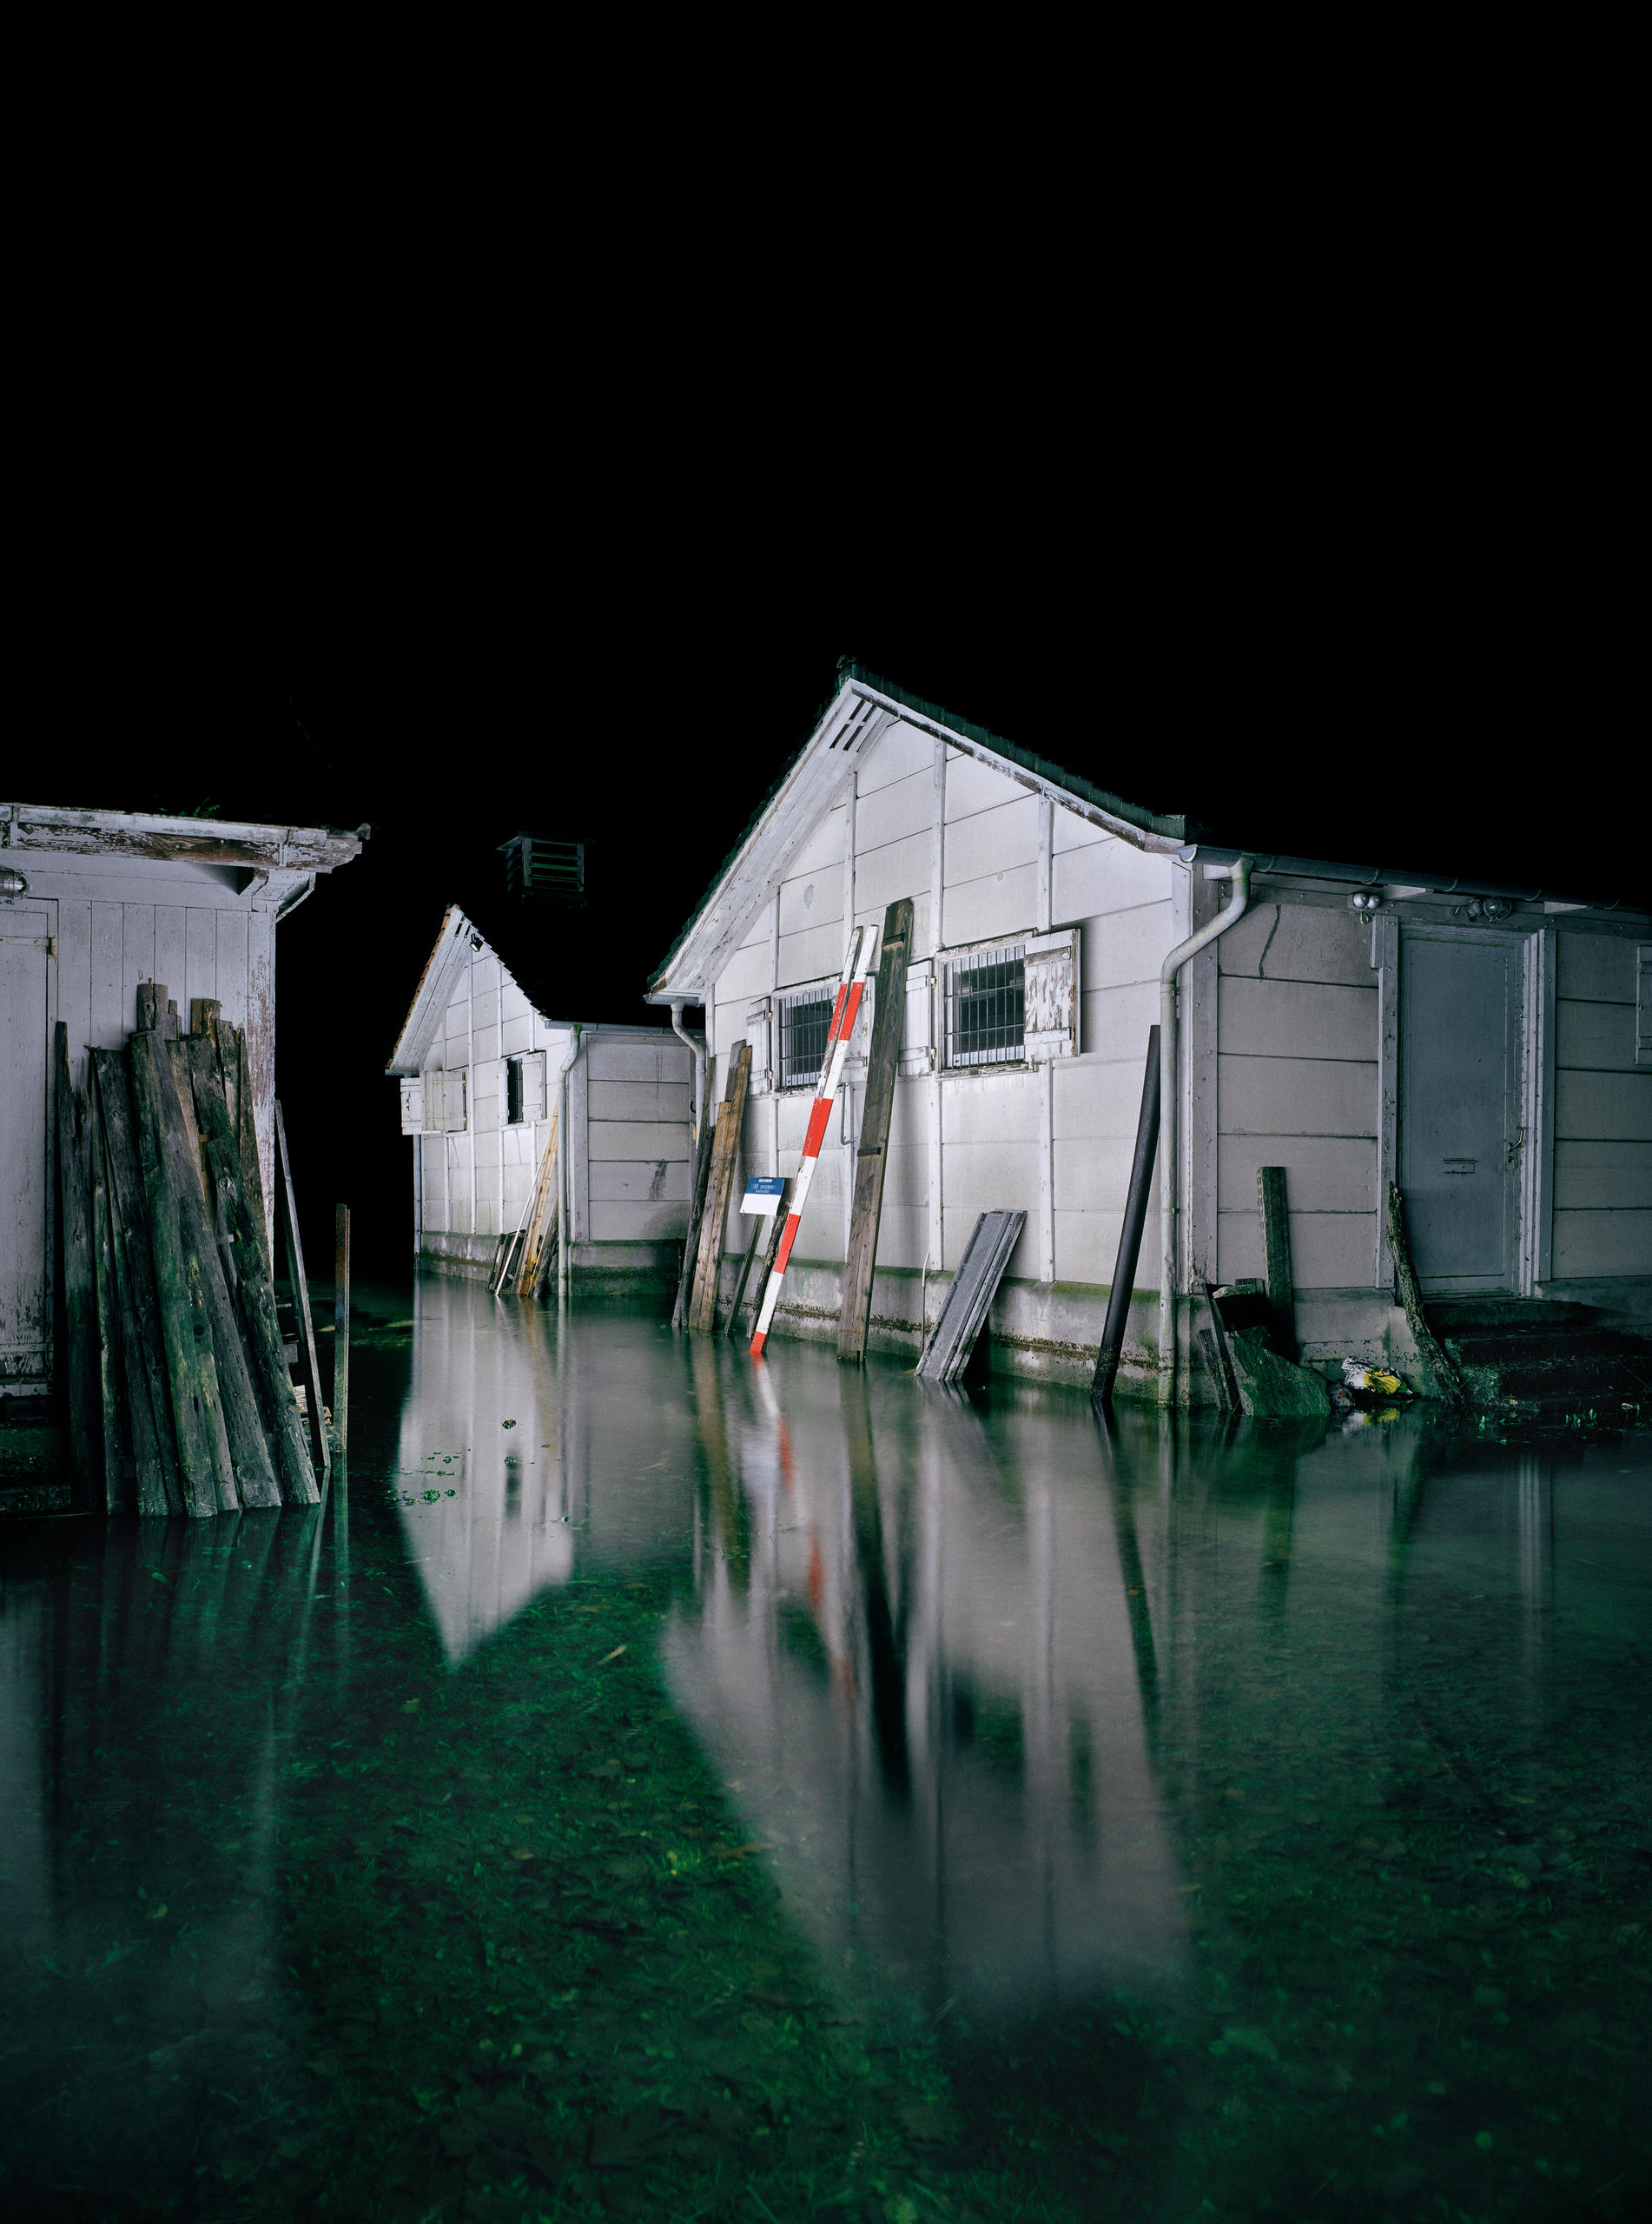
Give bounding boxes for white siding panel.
[855,828,931,916]
[1055,1203,1161,1288]
[1552,1208,1652,1277]
[1556,934,1635,1004]
[1081,900,1174,990]
[185,908,216,1013]
[788,804,845,880]
[1052,803,1105,855]
[501,1011,533,1056]
[588,1120,692,1162]
[1556,998,1636,1073]
[1218,1209,1375,1287]
[122,906,155,1037]
[585,1038,685,1083]
[499,975,532,1021]
[1555,1069,1652,1142]
[856,718,934,793]
[154,907,186,1010]
[588,1079,691,1122]
[945,1201,1038,1281]
[789,1150,845,1260]
[856,764,934,844]
[1219,1055,1378,1137]
[589,1160,691,1203]
[869,1201,928,1272]
[716,939,773,1003]
[589,1200,691,1241]
[56,899,91,1080]
[1079,980,1159,1061]
[1553,1138,1652,1210]
[943,864,1038,950]
[778,871,843,936]
[943,1142,1040,1217]
[1052,841,1173,923]
[1053,1134,1140,1215]
[944,795,1039,887]
[214,909,249,1024]
[1217,1134,1376,1213]
[1219,976,1377,1062]
[944,1074,1042,1144]
[1054,1057,1162,1141]
[944,753,1026,822]
[90,902,124,1049]
[777,921,849,990]
[1218,901,1371,987]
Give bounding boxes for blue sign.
[741,1175,787,1215]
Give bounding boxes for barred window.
[944,944,1025,1068]
[779,986,835,1089]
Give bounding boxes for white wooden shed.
[0,803,361,1424]
[388,905,693,1295]
[649,665,1652,1400]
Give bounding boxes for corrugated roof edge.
[645,659,1185,996]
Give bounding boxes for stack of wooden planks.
[56,987,321,1517]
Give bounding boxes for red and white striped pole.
[750,925,873,1359]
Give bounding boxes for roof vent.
[499,834,585,906]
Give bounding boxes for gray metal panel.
[1399,930,1521,1290]
[915,1208,1026,1381]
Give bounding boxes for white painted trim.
[929,738,948,957]
[1374,911,1400,1290]
[1036,795,1053,935]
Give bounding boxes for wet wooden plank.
[91,1050,182,1515]
[274,1100,329,1483]
[54,1025,100,1507]
[839,901,913,1363]
[1257,1165,1297,1360]
[689,1043,751,1333]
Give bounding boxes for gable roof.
[646,661,1192,1004]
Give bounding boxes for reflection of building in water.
[663,1347,1189,2013]
[392,1281,701,1660]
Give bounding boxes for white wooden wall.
[418,943,691,1248]
[1551,932,1652,1277]
[1213,901,1379,1287]
[713,721,1181,1290]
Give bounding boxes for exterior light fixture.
[1349,890,1383,914]
[0,868,28,896]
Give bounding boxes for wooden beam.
[838,900,913,1363]
[53,1025,100,1508]
[689,1043,752,1334]
[724,1212,766,1339]
[672,1107,719,1332]
[159,1038,281,1508]
[1257,1165,1297,1360]
[91,1050,182,1515]
[1384,1182,1470,1413]
[128,1029,235,1517]
[88,1091,129,1512]
[274,1100,330,1482]
[183,1037,319,1505]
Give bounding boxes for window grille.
[779,986,835,1089]
[944,944,1026,1068]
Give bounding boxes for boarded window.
[1023,929,1080,1060]
[780,986,834,1089]
[945,944,1025,1068]
[505,1051,547,1125]
[399,1077,424,1135]
[426,1071,467,1132]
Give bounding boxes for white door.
[0,904,54,1391]
[1398,927,1523,1293]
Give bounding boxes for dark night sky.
[34,455,1640,1283]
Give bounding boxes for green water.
[1,1282,1648,2223]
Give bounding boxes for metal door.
[1398,927,1523,1292]
[0,904,54,1391]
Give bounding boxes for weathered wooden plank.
[740,1200,792,1343]
[159,1036,279,1507]
[274,1100,328,1482]
[1090,1027,1160,1408]
[229,1026,268,1256]
[689,1042,752,1333]
[839,902,913,1363]
[127,1029,232,1515]
[672,1102,720,1331]
[514,1102,560,1294]
[1257,1165,1297,1360]
[334,1205,351,1470]
[53,1025,100,1506]
[184,1037,317,1505]
[724,1212,767,1340]
[189,996,221,1036]
[88,1096,129,1512]
[91,1051,181,1515]
[1384,1182,1468,1412]
[916,1209,1025,1383]
[1226,1328,1331,1419]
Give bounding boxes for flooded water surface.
[2,1282,1649,2222]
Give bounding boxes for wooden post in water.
[839,899,913,1364]
[1258,1165,1298,1360]
[91,1051,180,1514]
[690,1043,751,1333]
[1091,1027,1161,1411]
[274,1102,329,1483]
[53,1024,100,1508]
[334,1204,351,1470]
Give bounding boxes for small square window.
[944,944,1025,1068]
[779,986,835,1089]
[506,1057,524,1125]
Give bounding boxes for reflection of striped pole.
[750,925,873,1359]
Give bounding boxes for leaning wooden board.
[689,1042,751,1333]
[838,899,913,1363]
[915,1211,1026,1384]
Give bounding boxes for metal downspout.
[558,1023,582,1306]
[670,999,707,1145]
[1159,857,1252,1403]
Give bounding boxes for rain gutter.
[1160,857,1252,1404]
[670,1000,707,1144]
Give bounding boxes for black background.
[31,431,1639,1285]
